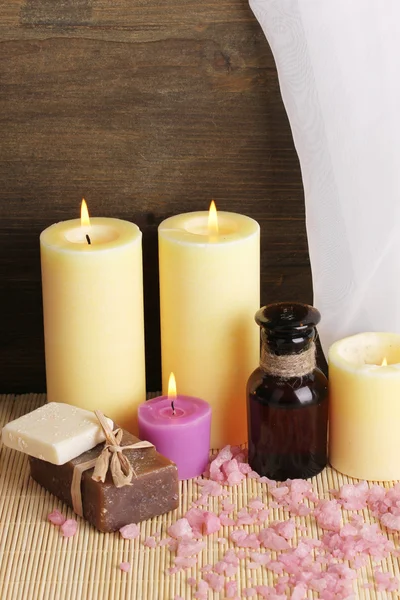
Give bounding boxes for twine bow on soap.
[92,410,154,488]
[70,410,154,517]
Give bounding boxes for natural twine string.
[260,332,316,378]
[70,410,154,518]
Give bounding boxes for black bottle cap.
[255,302,321,354]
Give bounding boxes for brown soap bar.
[29,430,179,532]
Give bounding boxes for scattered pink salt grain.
[217,537,228,544]
[220,514,236,526]
[230,529,260,549]
[159,538,170,547]
[144,536,157,548]
[203,572,224,592]
[197,479,224,496]
[271,519,295,540]
[290,583,307,600]
[380,512,400,531]
[374,569,400,592]
[243,587,257,597]
[258,528,290,550]
[185,508,204,534]
[168,518,193,540]
[119,523,140,539]
[270,486,289,499]
[225,580,238,598]
[48,509,66,526]
[176,539,206,557]
[203,511,221,535]
[248,498,265,511]
[314,500,342,532]
[60,519,78,538]
[173,556,197,569]
[222,499,235,513]
[119,562,130,572]
[338,481,369,510]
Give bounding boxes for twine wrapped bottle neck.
[260,330,316,378]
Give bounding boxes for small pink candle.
[138,374,211,480]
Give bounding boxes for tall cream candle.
[158,205,260,448]
[40,201,145,433]
[329,332,400,480]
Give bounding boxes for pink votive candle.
[138,395,211,480]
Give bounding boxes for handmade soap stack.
[1,403,179,532]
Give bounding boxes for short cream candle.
[329,332,400,480]
[158,203,260,448]
[40,201,146,433]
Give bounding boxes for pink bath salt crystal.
[197,580,209,594]
[167,567,179,575]
[236,548,247,559]
[236,510,256,526]
[226,580,238,598]
[168,538,178,551]
[203,572,224,592]
[257,509,270,523]
[220,514,236,526]
[119,562,130,572]
[214,560,227,574]
[290,583,307,600]
[227,470,245,486]
[238,462,253,475]
[185,508,205,534]
[174,556,198,569]
[48,509,66,526]
[258,528,290,551]
[187,577,197,586]
[209,446,233,480]
[222,458,240,477]
[314,500,342,532]
[222,499,235,512]
[338,481,369,510]
[270,486,289,500]
[60,519,78,538]
[159,538,170,547]
[230,529,247,544]
[243,588,257,597]
[294,503,311,516]
[271,519,295,540]
[248,498,265,511]
[231,531,260,549]
[203,511,221,535]
[119,523,140,540]
[249,552,270,566]
[168,518,193,540]
[197,479,224,496]
[258,476,273,484]
[217,537,228,544]
[374,569,400,592]
[267,561,284,574]
[380,512,400,531]
[144,536,157,548]
[247,470,260,479]
[255,586,274,599]
[176,539,206,557]
[194,495,209,506]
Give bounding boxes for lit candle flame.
[208,200,219,235]
[381,357,388,366]
[81,199,91,229]
[168,372,177,414]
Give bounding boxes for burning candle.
[329,332,400,480]
[138,373,212,480]
[158,202,260,448]
[40,200,146,433]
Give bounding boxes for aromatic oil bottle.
[247,302,328,480]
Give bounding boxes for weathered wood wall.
[0,0,309,393]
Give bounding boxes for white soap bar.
[1,403,114,465]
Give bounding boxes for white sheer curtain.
[250,0,400,354]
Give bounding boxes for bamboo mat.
[1,394,400,600]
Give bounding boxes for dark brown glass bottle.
[247,302,328,481]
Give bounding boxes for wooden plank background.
[0,0,310,394]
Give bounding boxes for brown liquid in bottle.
[247,303,328,481]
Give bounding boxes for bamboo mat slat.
[0,394,399,600]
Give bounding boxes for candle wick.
[171,400,175,415]
[86,234,91,245]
